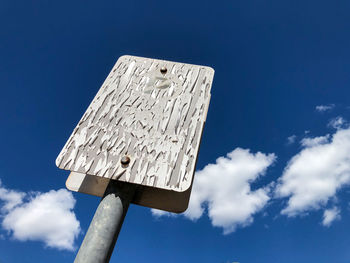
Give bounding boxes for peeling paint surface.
[56,55,214,192]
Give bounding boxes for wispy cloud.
[286,135,297,145]
[153,148,276,234]
[315,104,335,112]
[275,127,350,222]
[151,209,176,218]
[328,116,347,129]
[0,185,25,212]
[300,135,330,148]
[0,181,81,251]
[322,207,340,227]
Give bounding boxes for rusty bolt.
[160,67,167,74]
[121,156,130,166]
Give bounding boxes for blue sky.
[1,0,350,262]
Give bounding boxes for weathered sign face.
[56,55,214,197]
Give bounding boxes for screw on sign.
[56,55,215,263]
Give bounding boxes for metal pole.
[74,181,136,263]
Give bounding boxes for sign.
[56,55,214,212]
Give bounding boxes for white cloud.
[275,128,350,218]
[315,104,335,112]
[300,135,330,147]
[286,135,297,145]
[151,209,176,218]
[0,182,80,251]
[158,148,276,234]
[185,149,276,234]
[0,184,25,212]
[328,116,347,129]
[322,207,340,227]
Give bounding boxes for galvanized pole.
[74,181,136,263]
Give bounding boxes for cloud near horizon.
[0,181,81,251]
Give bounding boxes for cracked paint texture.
[56,55,214,192]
